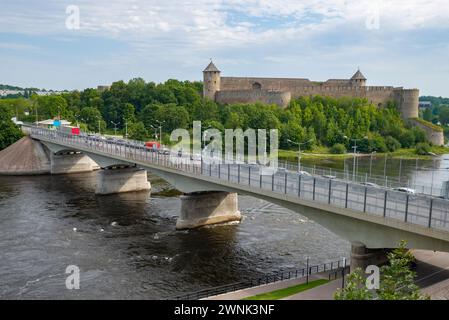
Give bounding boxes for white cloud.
[1,0,449,49]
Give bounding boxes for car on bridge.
[393,187,416,195]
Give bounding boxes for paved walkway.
[204,273,334,300]
[205,250,449,300]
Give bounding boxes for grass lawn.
[242,279,329,300]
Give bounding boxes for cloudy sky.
[1,0,449,96]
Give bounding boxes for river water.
[0,172,350,299]
[1,154,448,299]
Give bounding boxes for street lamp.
[344,136,368,182]
[111,121,120,136]
[369,151,377,177]
[149,125,158,140]
[74,114,81,128]
[287,138,314,172]
[154,120,165,147]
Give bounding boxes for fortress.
[203,61,444,145]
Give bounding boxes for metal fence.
[170,258,348,300]
[27,125,449,233]
[280,160,446,198]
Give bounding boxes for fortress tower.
[203,61,221,100]
[350,69,367,87]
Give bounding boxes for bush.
[399,130,415,148]
[385,136,401,152]
[415,142,431,155]
[330,143,346,154]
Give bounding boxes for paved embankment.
[0,136,50,175]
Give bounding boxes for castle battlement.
[202,61,443,145]
[202,61,418,120]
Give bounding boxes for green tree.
[423,108,433,122]
[415,142,431,155]
[128,121,148,141]
[385,136,401,152]
[79,107,105,132]
[378,241,428,300]
[438,107,449,126]
[399,130,416,148]
[334,268,373,300]
[335,241,429,300]
[0,105,23,150]
[154,103,189,132]
[330,143,346,154]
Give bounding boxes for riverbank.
[279,145,449,162]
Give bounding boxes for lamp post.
[149,125,158,140]
[111,121,120,136]
[306,256,310,284]
[155,120,165,147]
[124,121,128,139]
[97,117,101,135]
[74,114,80,128]
[344,136,368,182]
[287,139,313,172]
[369,151,377,177]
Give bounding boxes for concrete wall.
[95,167,151,195]
[176,191,241,229]
[50,152,96,174]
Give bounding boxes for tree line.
[1,78,431,153]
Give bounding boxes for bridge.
[24,125,449,269]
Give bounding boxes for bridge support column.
[176,191,242,229]
[95,167,151,195]
[50,152,97,174]
[350,242,389,271]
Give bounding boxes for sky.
[1,0,449,96]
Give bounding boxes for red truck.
[145,141,161,151]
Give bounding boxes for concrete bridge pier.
[50,151,97,174]
[176,191,242,229]
[350,242,389,271]
[95,166,151,195]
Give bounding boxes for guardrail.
[27,125,449,233]
[170,258,348,300]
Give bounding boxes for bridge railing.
[169,258,348,300]
[280,160,445,198]
[28,126,449,233]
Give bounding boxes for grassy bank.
[242,279,329,300]
[278,145,449,162]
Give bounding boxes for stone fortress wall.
[203,61,442,145]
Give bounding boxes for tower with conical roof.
[203,60,221,100]
[350,69,367,87]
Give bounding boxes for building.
[419,101,432,109]
[203,61,444,145]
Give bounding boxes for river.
[0,172,349,299]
